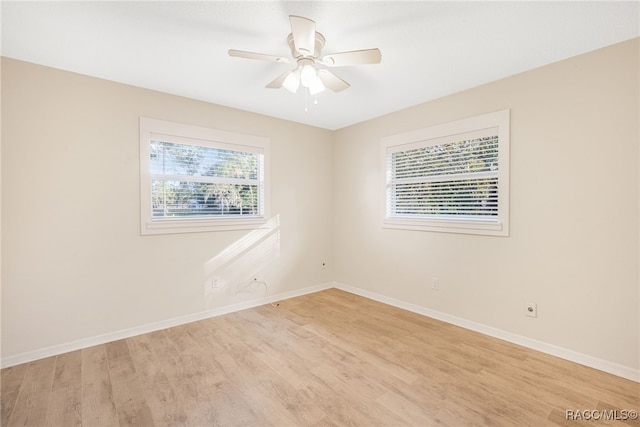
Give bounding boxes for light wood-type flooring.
[1,288,639,426]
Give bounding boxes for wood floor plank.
[0,391,19,427]
[594,401,640,427]
[51,350,82,391]
[525,351,640,409]
[81,345,119,427]
[0,364,28,426]
[1,289,638,426]
[127,334,189,426]
[105,338,131,365]
[143,330,218,426]
[301,322,420,384]
[164,325,226,389]
[1,364,27,397]
[6,356,56,427]
[205,326,304,426]
[304,378,409,427]
[45,384,82,427]
[44,351,83,426]
[376,389,442,426]
[201,380,263,426]
[106,341,156,426]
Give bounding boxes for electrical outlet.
[526,302,537,318]
[211,277,221,289]
[431,277,440,290]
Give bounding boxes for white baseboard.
[0,282,333,369]
[332,282,640,383]
[4,280,638,383]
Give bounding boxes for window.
[140,118,269,235]
[382,110,510,236]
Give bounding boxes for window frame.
[140,117,270,235]
[381,110,510,236]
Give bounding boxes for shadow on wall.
[203,215,281,308]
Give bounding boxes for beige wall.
[2,38,639,376]
[333,38,639,371]
[1,57,334,358]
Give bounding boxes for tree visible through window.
[150,141,261,218]
[382,110,509,236]
[140,117,269,235]
[390,135,498,218]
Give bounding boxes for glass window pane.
[152,180,260,218]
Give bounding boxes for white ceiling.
[2,1,639,130]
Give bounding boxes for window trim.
[381,110,510,236]
[140,117,270,235]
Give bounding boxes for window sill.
[142,216,268,235]
[383,217,508,237]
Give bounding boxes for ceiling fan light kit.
[229,15,381,97]
[282,69,301,93]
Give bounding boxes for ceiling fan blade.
[266,70,293,89]
[317,69,350,92]
[321,48,382,66]
[228,49,290,63]
[289,15,316,56]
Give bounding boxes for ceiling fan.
[228,15,381,95]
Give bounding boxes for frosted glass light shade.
[282,70,300,93]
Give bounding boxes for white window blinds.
[382,110,509,236]
[150,138,264,219]
[140,118,269,235]
[386,129,499,220]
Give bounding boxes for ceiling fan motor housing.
[229,15,379,93]
[287,32,325,60]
